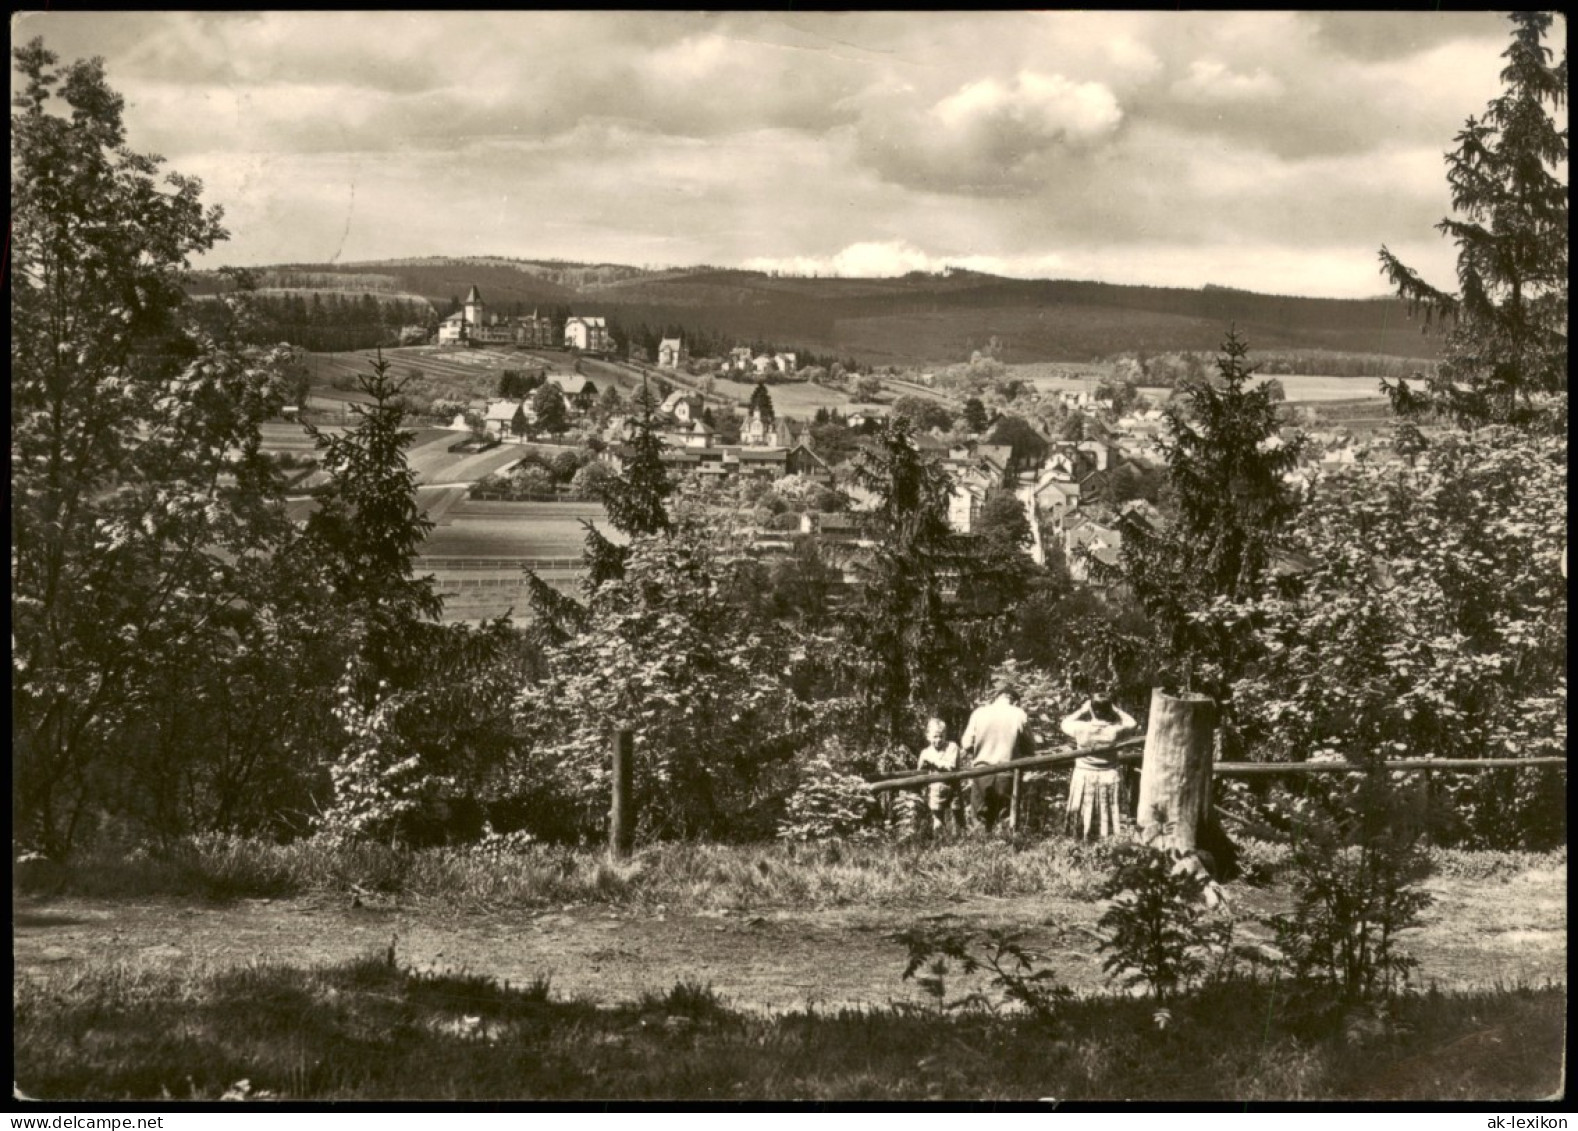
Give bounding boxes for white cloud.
[932,70,1122,143]
[1171,60,1284,104]
[15,10,1540,300]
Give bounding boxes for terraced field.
[423,498,622,623]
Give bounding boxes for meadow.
[13,837,1566,1101]
[1008,364,1389,405]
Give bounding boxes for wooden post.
[1009,768,1023,831]
[1136,688,1218,852]
[609,729,634,858]
[1420,767,1435,847]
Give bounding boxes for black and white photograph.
[11,9,1567,1105]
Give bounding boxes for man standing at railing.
[1062,687,1138,840]
[960,684,1035,833]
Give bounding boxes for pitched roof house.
[565,316,610,352]
[657,338,687,368]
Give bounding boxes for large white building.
[436,286,553,347]
[565,315,611,352]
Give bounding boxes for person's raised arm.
[1060,701,1092,740]
[1115,706,1138,736]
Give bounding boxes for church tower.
[464,285,484,329]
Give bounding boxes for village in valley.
[273,276,1397,621]
[11,10,1567,1107]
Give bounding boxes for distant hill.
[193,257,1442,365]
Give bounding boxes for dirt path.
[13,869,1565,1014]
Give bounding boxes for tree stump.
[1136,689,1218,852]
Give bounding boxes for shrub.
[1097,842,1234,1002]
[777,741,878,843]
[1268,773,1432,1003]
[510,466,557,498]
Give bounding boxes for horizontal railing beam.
[869,737,1146,794]
[1214,756,1568,776]
[869,744,1566,793]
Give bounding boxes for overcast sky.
[14,10,1558,297]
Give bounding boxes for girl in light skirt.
[1061,690,1138,840]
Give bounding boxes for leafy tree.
[748,381,776,426]
[987,415,1049,477]
[1379,12,1568,430]
[11,39,294,853]
[517,521,809,840]
[570,460,614,500]
[530,381,568,436]
[1118,330,1304,693]
[1229,426,1566,848]
[1268,777,1432,1003]
[1108,461,1162,506]
[1097,377,1140,416]
[807,420,860,465]
[974,489,1031,558]
[892,395,954,433]
[962,396,990,434]
[1261,377,1287,403]
[511,465,557,498]
[854,374,884,401]
[961,487,1043,622]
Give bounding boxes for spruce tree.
[1119,329,1304,692]
[303,353,442,692]
[749,382,776,426]
[1379,11,1568,430]
[846,419,982,742]
[601,380,673,538]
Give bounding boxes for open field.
[1012,366,1388,405]
[276,428,526,491]
[423,498,620,621]
[14,840,1565,1100]
[424,498,617,559]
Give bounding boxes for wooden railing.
[868,740,1566,794]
